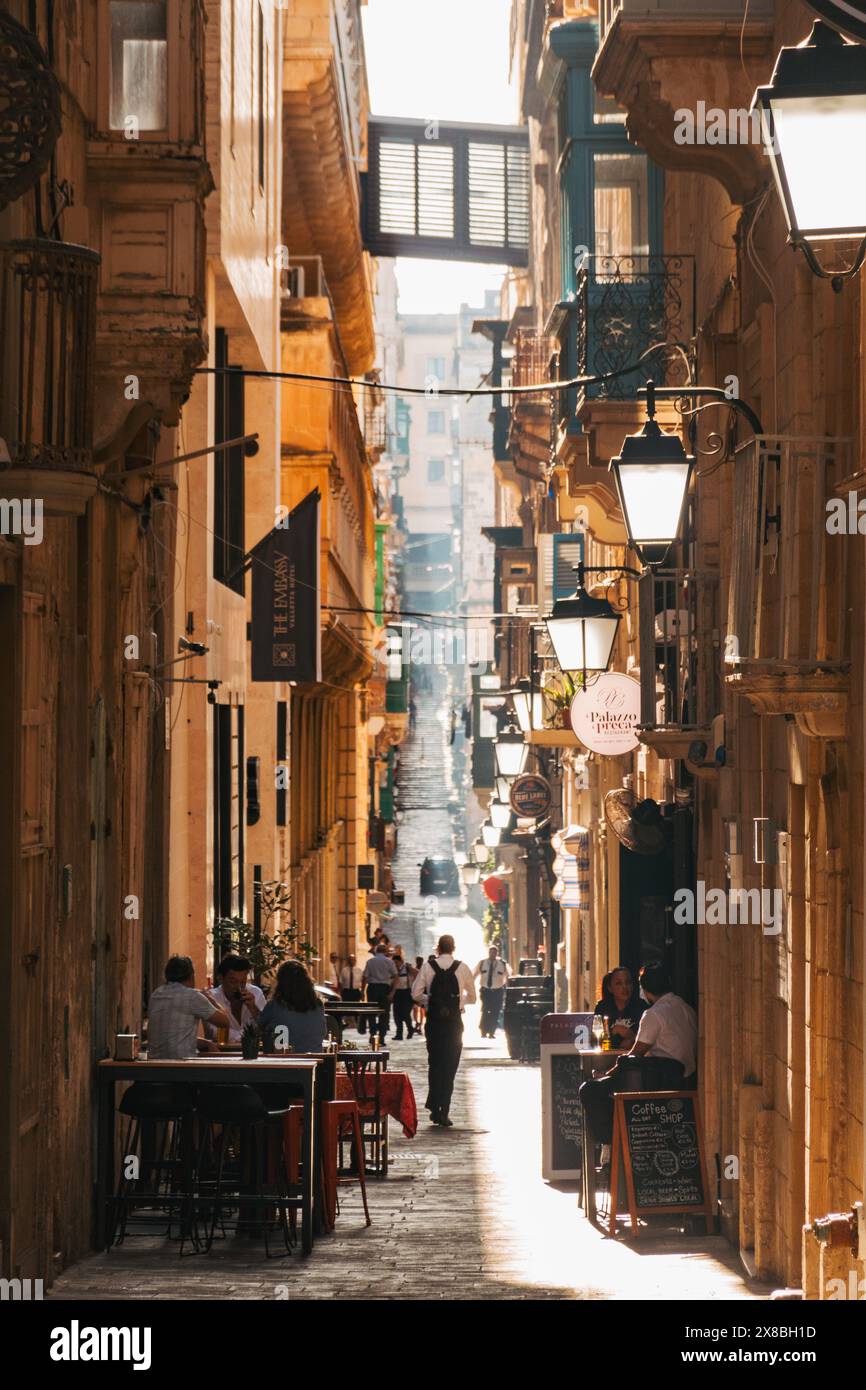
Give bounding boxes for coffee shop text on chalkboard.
[607,1091,713,1237]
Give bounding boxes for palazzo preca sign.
[569,672,641,756]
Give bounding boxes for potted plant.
[211,890,316,989]
[241,1022,260,1060]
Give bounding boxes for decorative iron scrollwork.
[0,9,62,212]
[575,254,695,399]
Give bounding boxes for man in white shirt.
[412,934,476,1126]
[339,955,364,996]
[473,945,510,1038]
[630,965,697,1078]
[579,963,696,1147]
[205,953,267,1044]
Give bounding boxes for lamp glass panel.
[472,841,488,864]
[547,614,619,673]
[513,689,545,733]
[496,776,513,802]
[490,801,512,830]
[481,823,502,848]
[618,460,690,546]
[495,739,528,777]
[769,94,866,236]
[461,864,480,885]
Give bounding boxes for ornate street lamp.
[472,840,489,864]
[490,800,512,831]
[609,382,694,567]
[512,678,545,735]
[494,723,528,779]
[495,775,514,802]
[545,563,622,679]
[752,21,866,290]
[481,821,502,849]
[461,862,480,886]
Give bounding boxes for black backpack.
[427,957,461,1023]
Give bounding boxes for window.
[427,410,445,435]
[276,701,287,828]
[109,1,167,132]
[593,91,627,126]
[593,152,649,260]
[213,328,246,593]
[257,4,265,192]
[427,355,446,380]
[427,458,445,483]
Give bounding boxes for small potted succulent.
[241,1022,260,1060]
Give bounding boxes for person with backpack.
[411,933,476,1126]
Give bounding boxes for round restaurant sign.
[509,773,552,818]
[569,672,641,756]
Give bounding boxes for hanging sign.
[804,2,866,42]
[509,772,552,818]
[569,672,640,756]
[250,489,321,683]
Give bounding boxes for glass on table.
[591,1015,604,1048]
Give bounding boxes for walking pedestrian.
[362,943,397,1043]
[473,945,510,1037]
[412,934,476,1126]
[390,946,417,1039]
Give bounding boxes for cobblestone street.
[49,999,769,1302]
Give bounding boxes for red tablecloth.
[336,1070,417,1138]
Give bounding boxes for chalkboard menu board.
[541,1044,586,1181]
[608,1091,713,1236]
[551,1053,584,1173]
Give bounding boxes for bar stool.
[193,1084,295,1257]
[111,1082,196,1249]
[282,1100,370,1231]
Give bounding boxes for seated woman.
[260,961,328,1053]
[594,964,646,1050]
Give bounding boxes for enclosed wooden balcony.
[725,436,851,738]
[0,238,100,514]
[507,329,557,483]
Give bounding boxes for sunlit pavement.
[48,950,770,1302]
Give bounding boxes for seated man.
[579,962,697,1149]
[147,955,231,1059]
[205,953,266,1044]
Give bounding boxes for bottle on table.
[601,1016,612,1052]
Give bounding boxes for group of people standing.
[324,935,426,1043]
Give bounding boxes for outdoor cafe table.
[325,1003,389,1039]
[95,1056,319,1255]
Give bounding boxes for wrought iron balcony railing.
[638,568,720,733]
[569,253,695,418]
[727,436,850,674]
[0,238,99,471]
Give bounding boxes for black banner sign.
[805,2,866,41]
[250,489,321,683]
